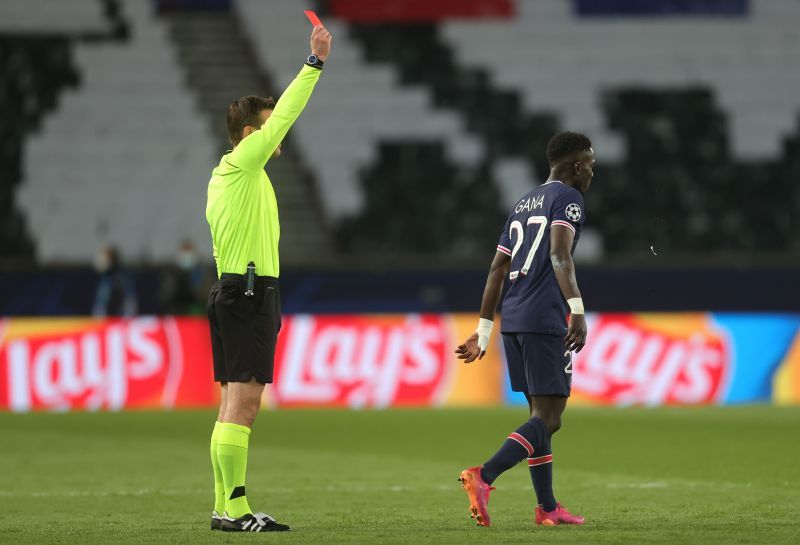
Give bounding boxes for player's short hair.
[546,132,592,164]
[226,95,276,146]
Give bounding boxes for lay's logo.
[0,318,185,412]
[572,314,730,405]
[273,315,452,408]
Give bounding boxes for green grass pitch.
[2,406,798,544]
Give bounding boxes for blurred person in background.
[160,239,209,315]
[91,244,137,317]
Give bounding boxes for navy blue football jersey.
[497,180,586,335]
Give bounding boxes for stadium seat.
[0,0,108,35]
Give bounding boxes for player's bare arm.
[455,251,510,363]
[550,225,586,352]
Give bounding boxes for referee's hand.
[310,26,332,62]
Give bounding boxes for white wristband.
[475,318,493,351]
[567,297,585,315]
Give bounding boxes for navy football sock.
[481,417,548,485]
[528,433,557,512]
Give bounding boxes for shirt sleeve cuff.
[551,220,576,234]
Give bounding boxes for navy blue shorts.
[502,333,572,397]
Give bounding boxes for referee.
[204,25,332,533]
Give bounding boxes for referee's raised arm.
[227,25,332,171]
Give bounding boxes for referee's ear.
[237,123,259,146]
[240,109,273,143]
[241,125,256,141]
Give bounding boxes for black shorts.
[207,273,281,384]
[502,332,572,397]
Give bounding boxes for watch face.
[308,55,318,64]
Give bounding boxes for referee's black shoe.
[210,510,223,530]
[221,512,291,532]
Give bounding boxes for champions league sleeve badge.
[565,203,582,222]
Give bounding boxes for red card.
[304,10,323,27]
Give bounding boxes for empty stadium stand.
[0,36,78,257]
[349,24,559,176]
[236,0,486,221]
[15,0,218,263]
[4,0,800,264]
[339,141,506,256]
[0,0,112,36]
[443,0,800,161]
[337,0,800,257]
[346,22,564,254]
[11,0,215,263]
[0,0,126,258]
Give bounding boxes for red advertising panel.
[0,317,215,411]
[271,314,451,408]
[0,315,504,412]
[7,313,794,412]
[571,314,730,406]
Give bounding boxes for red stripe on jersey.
[496,245,512,256]
[528,454,553,466]
[508,432,534,456]
[551,220,576,234]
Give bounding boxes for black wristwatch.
[305,54,324,69]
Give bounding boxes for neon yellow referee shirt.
[206,65,322,278]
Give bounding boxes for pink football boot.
[535,503,585,526]
[458,466,495,527]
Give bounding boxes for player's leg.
[479,334,550,485]
[214,277,289,532]
[218,383,228,422]
[521,334,583,526]
[218,379,290,532]
[217,379,263,519]
[524,392,534,414]
[459,334,547,527]
[209,383,227,529]
[224,378,263,425]
[527,394,566,513]
[211,276,266,521]
[207,282,227,529]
